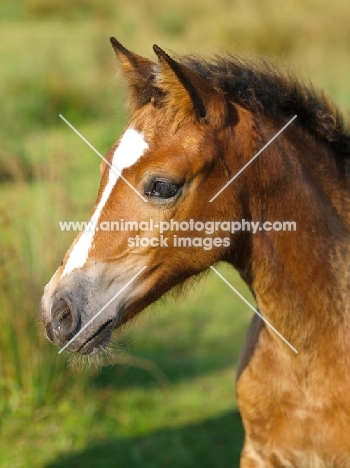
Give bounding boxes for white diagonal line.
[59,114,148,203]
[58,266,147,354]
[209,115,297,202]
[210,266,298,353]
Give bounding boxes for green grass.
[0,0,349,466]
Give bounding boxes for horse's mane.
[179,55,350,157]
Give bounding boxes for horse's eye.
[146,180,179,198]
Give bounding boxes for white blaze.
[61,128,148,278]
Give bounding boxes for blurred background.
[0,0,349,466]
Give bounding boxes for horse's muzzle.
[40,269,124,354]
[44,295,79,346]
[41,294,117,354]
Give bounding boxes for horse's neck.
[231,122,350,352]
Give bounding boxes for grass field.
[0,0,349,466]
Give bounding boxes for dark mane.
[180,55,350,157]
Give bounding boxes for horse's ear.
[153,45,227,127]
[110,37,155,109]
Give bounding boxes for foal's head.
[41,39,251,354]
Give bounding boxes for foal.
[41,39,350,466]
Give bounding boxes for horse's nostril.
[51,297,77,340]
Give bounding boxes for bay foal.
[41,39,350,466]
